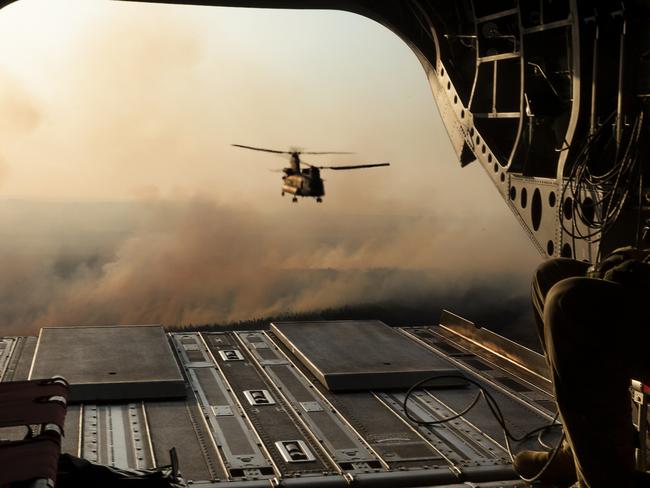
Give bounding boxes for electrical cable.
[537,428,554,450]
[409,0,645,257]
[403,374,565,483]
[560,111,644,254]
[537,410,561,450]
[636,169,644,248]
[516,432,566,483]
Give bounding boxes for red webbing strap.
[0,435,60,485]
[0,379,68,429]
[0,379,67,400]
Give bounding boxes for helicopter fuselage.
[232,144,388,203]
[282,167,324,199]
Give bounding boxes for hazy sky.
[0,0,542,334]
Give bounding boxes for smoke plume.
[0,3,543,343]
[0,197,540,338]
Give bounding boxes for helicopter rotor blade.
[300,151,356,155]
[233,144,356,156]
[319,163,391,170]
[232,144,291,154]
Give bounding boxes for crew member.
[515,248,650,488]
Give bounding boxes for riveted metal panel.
[203,332,333,476]
[237,331,383,471]
[271,321,462,391]
[170,333,276,479]
[31,326,185,402]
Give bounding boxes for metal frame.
[243,390,276,407]
[274,440,316,463]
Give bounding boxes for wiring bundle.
[403,374,564,484]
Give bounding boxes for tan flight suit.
[532,253,650,487]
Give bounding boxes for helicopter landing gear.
[316,197,322,203]
[292,197,298,203]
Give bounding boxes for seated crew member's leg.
[544,276,650,487]
[531,258,590,354]
[514,258,589,484]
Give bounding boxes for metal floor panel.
[30,326,185,402]
[80,403,155,470]
[376,390,509,468]
[265,324,561,477]
[400,329,562,454]
[62,405,81,456]
[409,326,552,396]
[145,399,225,482]
[2,336,37,381]
[402,329,556,420]
[0,340,41,444]
[427,382,561,453]
[170,333,277,480]
[238,331,385,473]
[271,321,462,391]
[266,329,498,471]
[0,319,578,487]
[202,332,332,476]
[0,338,17,380]
[318,390,450,469]
[189,477,526,488]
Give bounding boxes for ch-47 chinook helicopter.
[232,144,390,203]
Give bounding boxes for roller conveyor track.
[202,332,334,476]
[171,333,277,481]
[234,331,386,473]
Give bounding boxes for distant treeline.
[169,295,540,351]
[169,303,440,332]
